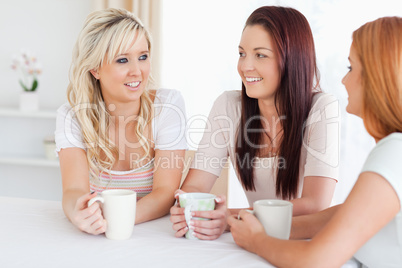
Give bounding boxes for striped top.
[90,159,154,200]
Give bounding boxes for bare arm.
[135,149,184,224]
[59,148,106,234]
[229,172,400,267]
[290,204,341,240]
[180,168,219,193]
[291,176,337,216]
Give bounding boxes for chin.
[245,88,260,99]
[345,105,353,115]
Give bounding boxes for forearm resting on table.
[292,176,336,216]
[62,188,87,221]
[135,188,176,224]
[290,204,341,240]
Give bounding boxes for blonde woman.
[55,8,187,234]
[228,16,402,267]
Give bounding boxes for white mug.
[179,193,216,240]
[247,199,293,240]
[88,189,136,240]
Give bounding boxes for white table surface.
[0,196,360,268]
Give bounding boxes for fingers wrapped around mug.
[170,204,188,237]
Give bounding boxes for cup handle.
[237,209,254,220]
[184,204,193,226]
[88,196,104,207]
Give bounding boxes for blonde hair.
[352,16,402,140]
[67,8,154,180]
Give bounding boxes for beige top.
[191,90,340,204]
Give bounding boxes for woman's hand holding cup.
[186,194,228,240]
[169,189,229,240]
[71,191,107,235]
[170,189,189,237]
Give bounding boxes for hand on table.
[169,189,229,240]
[70,192,107,235]
[227,209,266,253]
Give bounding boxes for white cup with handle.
[242,199,293,240]
[88,189,136,240]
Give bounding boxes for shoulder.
[308,92,340,121]
[362,133,402,201]
[211,90,241,117]
[154,88,184,105]
[368,133,402,158]
[215,90,241,104]
[311,92,338,109]
[57,102,72,114]
[153,89,186,120]
[56,102,75,122]
[362,133,402,183]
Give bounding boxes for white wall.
[0,0,93,200]
[0,0,92,109]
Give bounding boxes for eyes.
[116,54,148,64]
[238,52,268,59]
[347,65,352,72]
[117,58,128,64]
[139,54,148,61]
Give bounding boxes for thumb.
[214,194,227,204]
[78,191,97,209]
[174,189,186,200]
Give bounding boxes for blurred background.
[0,0,400,206]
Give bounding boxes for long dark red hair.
[235,6,320,199]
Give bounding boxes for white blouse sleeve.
[303,93,340,180]
[153,89,188,150]
[361,133,402,208]
[54,103,86,153]
[190,91,235,177]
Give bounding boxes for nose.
[238,56,255,73]
[341,73,347,85]
[128,61,141,76]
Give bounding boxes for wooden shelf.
[0,108,56,119]
[0,156,59,167]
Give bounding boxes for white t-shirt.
[191,90,340,204]
[55,88,188,154]
[354,133,402,267]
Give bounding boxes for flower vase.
[19,91,39,112]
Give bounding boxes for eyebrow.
[238,45,273,52]
[116,50,149,57]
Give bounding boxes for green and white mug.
[179,193,216,240]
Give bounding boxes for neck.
[106,99,141,129]
[258,98,283,144]
[258,98,279,122]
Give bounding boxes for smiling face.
[237,24,281,101]
[342,45,363,117]
[91,31,150,105]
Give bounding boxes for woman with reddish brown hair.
[229,16,402,267]
[170,6,339,240]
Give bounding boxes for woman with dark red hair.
[171,6,339,240]
[229,15,402,267]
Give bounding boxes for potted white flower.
[11,50,42,111]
